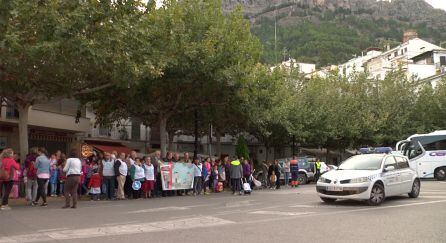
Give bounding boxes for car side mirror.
[384,166,395,172]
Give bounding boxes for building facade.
[0,99,90,155]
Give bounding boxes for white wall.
[407,64,437,80]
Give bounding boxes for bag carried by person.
[27,162,37,179]
[217,182,224,192]
[252,176,262,188]
[0,160,10,180]
[242,178,251,194]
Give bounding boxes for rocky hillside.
[223,0,446,66]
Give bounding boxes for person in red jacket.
[1,148,21,210]
[88,169,102,201]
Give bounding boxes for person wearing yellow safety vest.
[315,159,322,182]
[229,157,243,195]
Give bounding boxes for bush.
[235,136,250,160]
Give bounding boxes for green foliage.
[251,9,446,66]
[235,136,250,160]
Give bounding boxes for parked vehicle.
[396,130,446,180]
[255,157,316,185]
[316,154,420,206]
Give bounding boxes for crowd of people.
[3,147,300,210]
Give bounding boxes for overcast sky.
[424,0,446,10]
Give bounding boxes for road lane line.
[237,199,446,226]
[0,216,234,242]
[250,211,315,216]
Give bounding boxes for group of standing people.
[0,147,81,210]
[1,147,262,210]
[261,156,301,190]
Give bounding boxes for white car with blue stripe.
[316,154,420,206]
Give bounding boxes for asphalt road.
[1,180,445,243]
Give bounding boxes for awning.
[85,142,132,155]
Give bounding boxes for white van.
[396,130,446,180]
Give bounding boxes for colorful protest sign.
[160,162,194,190]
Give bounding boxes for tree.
[241,64,299,161]
[87,0,261,157]
[0,0,160,160]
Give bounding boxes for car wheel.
[408,179,420,198]
[297,173,307,185]
[367,183,385,206]
[434,167,446,181]
[320,197,336,203]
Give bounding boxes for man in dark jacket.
[229,157,243,195]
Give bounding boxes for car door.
[395,156,413,193]
[382,156,400,196]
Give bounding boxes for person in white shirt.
[143,157,155,198]
[62,151,82,209]
[101,152,115,200]
[116,153,128,200]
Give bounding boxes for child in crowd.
[202,158,211,195]
[142,157,155,199]
[212,164,219,192]
[130,158,146,199]
[88,169,101,201]
[58,164,66,196]
[49,163,59,197]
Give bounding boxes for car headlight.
[349,177,369,183]
[318,177,330,183]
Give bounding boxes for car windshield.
[338,155,383,170]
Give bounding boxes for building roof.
[410,49,446,62]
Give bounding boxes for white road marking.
[129,206,189,213]
[241,199,446,225]
[37,228,69,233]
[250,210,315,216]
[0,216,234,242]
[420,196,446,199]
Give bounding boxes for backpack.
[114,160,121,176]
[27,163,37,179]
[0,160,10,180]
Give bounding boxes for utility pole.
[208,123,213,158]
[292,135,296,156]
[193,110,199,159]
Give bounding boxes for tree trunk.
[159,116,168,158]
[17,104,31,163]
[265,145,269,162]
[193,110,199,159]
[168,131,175,152]
[216,130,221,158]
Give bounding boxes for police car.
[316,148,420,206]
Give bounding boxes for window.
[394,51,398,57]
[395,157,409,169]
[384,157,397,170]
[98,126,110,136]
[423,139,446,151]
[404,47,407,53]
[5,105,19,119]
[440,56,446,66]
[403,143,423,160]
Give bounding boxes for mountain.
[223,0,446,66]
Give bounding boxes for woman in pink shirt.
[1,148,21,210]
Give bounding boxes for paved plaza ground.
[1,180,445,243]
